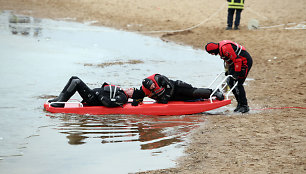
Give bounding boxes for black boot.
[231,86,242,112]
[50,103,65,107]
[237,92,249,113]
[213,89,224,101]
[50,92,72,107]
[237,105,249,113]
[234,103,241,112]
[50,91,75,107]
[48,92,64,103]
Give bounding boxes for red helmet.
[205,42,219,55]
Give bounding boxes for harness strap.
[108,85,118,101]
[235,43,242,56]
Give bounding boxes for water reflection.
[8,13,42,37]
[49,114,205,150]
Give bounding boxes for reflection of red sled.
[44,75,237,116]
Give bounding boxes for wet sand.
[1,0,305,173]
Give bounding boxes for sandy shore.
[1,0,305,173]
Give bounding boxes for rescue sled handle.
[208,73,238,103]
[207,72,225,89]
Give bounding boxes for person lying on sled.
[48,76,128,107]
[128,73,224,106]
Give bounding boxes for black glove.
[232,72,239,81]
[132,99,142,106]
[157,95,170,104]
[132,100,138,106]
[157,98,168,104]
[225,71,229,76]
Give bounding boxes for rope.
[245,7,306,30]
[139,3,226,34]
[252,107,306,111]
[244,6,306,30]
[259,22,306,29]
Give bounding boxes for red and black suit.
[132,74,221,105]
[218,40,253,108]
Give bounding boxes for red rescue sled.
[44,99,231,116]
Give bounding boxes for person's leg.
[193,88,224,100]
[227,77,241,110]
[227,67,242,111]
[171,81,195,101]
[234,9,242,30]
[235,52,253,113]
[51,77,96,107]
[227,8,235,29]
[192,88,211,99]
[236,78,249,113]
[234,80,250,113]
[172,86,223,101]
[48,76,80,103]
[169,80,223,101]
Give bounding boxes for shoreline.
[1,0,305,173]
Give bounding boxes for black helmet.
[115,93,128,106]
[142,78,154,89]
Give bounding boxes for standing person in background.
[226,0,245,30]
[204,40,253,113]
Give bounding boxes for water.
[0,11,224,173]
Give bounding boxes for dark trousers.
[170,80,212,101]
[227,8,242,27]
[227,52,253,106]
[61,76,100,105]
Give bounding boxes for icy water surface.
[0,11,224,173]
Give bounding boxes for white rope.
[139,3,226,34]
[260,21,306,29]
[260,24,285,29]
[285,23,306,30]
[245,7,306,30]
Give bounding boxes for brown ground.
[1,0,305,173]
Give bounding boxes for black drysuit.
[49,76,128,107]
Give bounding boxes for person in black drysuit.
[48,76,128,107]
[130,74,224,106]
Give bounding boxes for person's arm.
[221,44,241,79]
[156,75,174,103]
[131,87,145,106]
[159,75,174,95]
[98,91,128,107]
